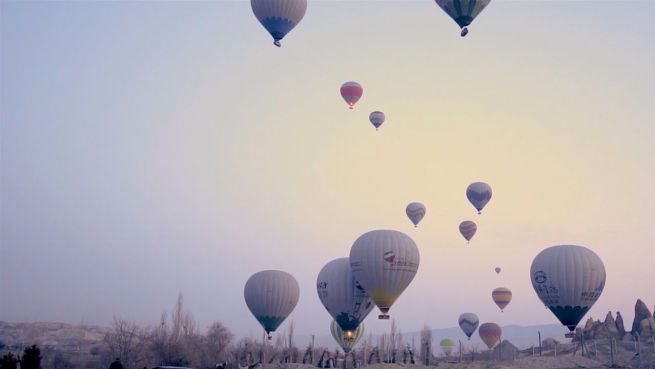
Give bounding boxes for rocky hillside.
[0,321,108,352]
[578,299,655,341]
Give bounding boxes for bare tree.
[287,321,295,350]
[204,322,233,366]
[420,325,432,365]
[103,318,149,369]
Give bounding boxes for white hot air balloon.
[458,313,479,340]
[331,320,365,353]
[317,258,375,333]
[244,270,300,339]
[349,230,420,319]
[405,202,426,227]
[251,0,307,47]
[530,245,606,336]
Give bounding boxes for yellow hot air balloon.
[478,322,501,349]
[492,287,512,312]
[349,230,420,319]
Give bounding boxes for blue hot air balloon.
[251,0,307,47]
[434,0,492,37]
[466,182,492,214]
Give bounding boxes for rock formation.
[631,299,653,336]
[604,311,619,338]
[616,311,626,338]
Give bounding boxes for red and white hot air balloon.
[340,81,363,109]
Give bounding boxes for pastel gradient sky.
[1,1,654,340]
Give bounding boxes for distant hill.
[0,321,108,351]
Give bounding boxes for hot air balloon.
[530,245,606,336]
[369,111,385,130]
[244,270,299,339]
[349,230,420,319]
[251,0,307,47]
[478,322,501,349]
[317,258,374,332]
[458,313,479,340]
[495,267,501,275]
[466,182,492,214]
[330,320,365,353]
[340,82,363,109]
[434,0,491,37]
[459,221,477,243]
[492,287,512,312]
[439,339,456,356]
[405,202,426,227]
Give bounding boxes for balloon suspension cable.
[274,40,281,47]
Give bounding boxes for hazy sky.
[1,1,654,341]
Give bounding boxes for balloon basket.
[378,314,390,320]
[565,333,575,338]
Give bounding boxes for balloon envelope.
[244,270,299,336]
[331,320,364,353]
[349,230,420,318]
[317,258,374,332]
[251,0,307,47]
[478,322,501,349]
[530,245,606,332]
[406,202,426,227]
[369,111,385,130]
[492,287,512,311]
[459,221,477,242]
[458,313,479,339]
[434,0,491,35]
[440,339,455,356]
[466,182,492,214]
[340,81,363,109]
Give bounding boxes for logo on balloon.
[534,271,547,284]
[383,251,396,263]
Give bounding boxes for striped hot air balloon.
[492,287,512,312]
[244,270,299,339]
[478,322,501,349]
[434,0,492,37]
[466,182,492,214]
[458,313,479,340]
[369,111,385,130]
[459,221,477,243]
[251,0,307,47]
[530,245,606,334]
[406,202,426,227]
[340,81,363,109]
[349,230,420,319]
[330,320,364,353]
